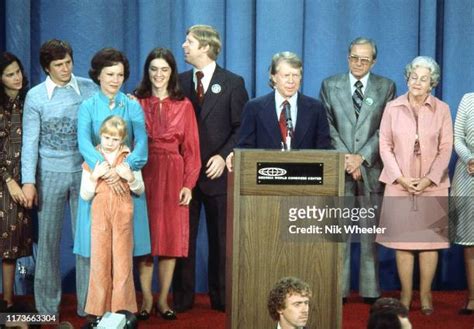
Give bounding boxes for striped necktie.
[353,80,363,119]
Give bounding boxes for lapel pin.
[211,84,221,94]
[364,97,374,106]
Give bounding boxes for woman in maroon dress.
[134,48,201,320]
[0,52,33,307]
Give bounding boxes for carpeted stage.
[9,291,473,328]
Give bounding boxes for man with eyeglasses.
[319,37,396,304]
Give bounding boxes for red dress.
[139,96,201,257]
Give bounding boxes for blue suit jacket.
[237,91,332,149]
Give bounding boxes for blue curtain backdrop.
[1,0,472,293]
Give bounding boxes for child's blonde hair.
[99,115,128,142]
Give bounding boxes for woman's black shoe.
[158,309,177,320]
[136,309,151,320]
[136,305,155,321]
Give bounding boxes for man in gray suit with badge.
[319,37,395,304]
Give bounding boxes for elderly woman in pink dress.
[377,56,453,315]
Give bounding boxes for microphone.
[284,102,293,151]
[284,102,294,133]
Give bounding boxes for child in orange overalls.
[80,115,144,316]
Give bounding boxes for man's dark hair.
[370,298,408,318]
[39,39,73,74]
[367,310,402,329]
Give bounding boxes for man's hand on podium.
[226,152,234,172]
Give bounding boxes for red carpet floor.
[9,291,474,328]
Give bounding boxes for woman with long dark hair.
[0,52,33,307]
[134,48,200,320]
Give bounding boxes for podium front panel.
[227,150,345,329]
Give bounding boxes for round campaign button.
[211,84,221,94]
[364,97,374,106]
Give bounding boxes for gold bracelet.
[5,177,12,183]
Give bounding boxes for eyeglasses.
[409,74,430,84]
[349,54,372,65]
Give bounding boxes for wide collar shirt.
[275,90,298,127]
[45,73,81,100]
[193,61,217,94]
[349,71,370,95]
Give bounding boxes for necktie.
[279,100,289,143]
[352,80,363,119]
[196,71,204,105]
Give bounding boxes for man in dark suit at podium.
[226,52,331,171]
[267,277,312,329]
[172,24,249,313]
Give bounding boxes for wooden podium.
[226,149,345,329]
